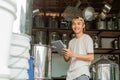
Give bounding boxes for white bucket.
[10,33,31,59]
[9,33,31,80]
[0,79,9,80]
[8,57,29,69]
[0,74,9,80]
[10,44,30,59]
[9,68,28,80]
[0,0,16,78]
[11,33,31,47]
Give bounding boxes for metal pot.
[90,59,119,80]
[32,44,52,80]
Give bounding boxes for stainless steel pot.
[90,59,119,80]
[32,44,52,80]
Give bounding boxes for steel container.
[90,60,119,80]
[32,44,52,80]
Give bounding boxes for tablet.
[51,40,66,55]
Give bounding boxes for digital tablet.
[51,40,66,55]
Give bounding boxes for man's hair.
[72,17,85,24]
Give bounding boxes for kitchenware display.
[32,44,52,80]
[90,56,119,80]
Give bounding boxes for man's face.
[72,18,85,34]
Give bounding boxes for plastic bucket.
[8,57,29,69]
[9,68,28,80]
[9,33,31,80]
[0,0,16,78]
[0,74,9,80]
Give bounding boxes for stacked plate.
[9,33,31,80]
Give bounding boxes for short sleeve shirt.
[66,34,94,80]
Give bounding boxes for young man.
[62,17,94,80]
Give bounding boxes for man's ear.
[83,24,85,28]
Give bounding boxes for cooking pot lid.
[82,6,95,21]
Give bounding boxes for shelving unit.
[32,27,120,54]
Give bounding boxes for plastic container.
[9,33,31,80]
[9,68,29,80]
[8,57,29,69]
[0,0,16,78]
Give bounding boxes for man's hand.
[62,48,74,58]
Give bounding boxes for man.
[62,17,94,80]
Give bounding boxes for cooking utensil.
[82,6,95,21]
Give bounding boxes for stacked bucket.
[0,0,17,80]
[9,33,31,80]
